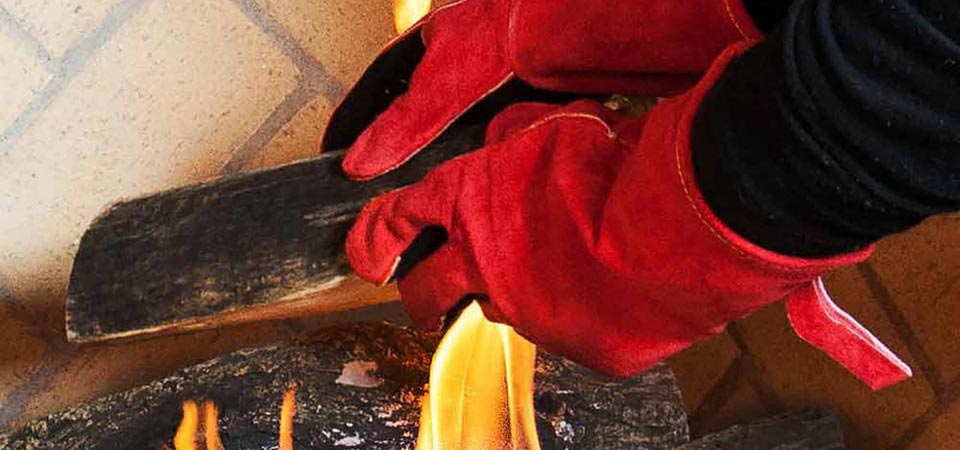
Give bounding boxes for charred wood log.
[65,123,485,345]
[674,410,846,450]
[1,323,690,450]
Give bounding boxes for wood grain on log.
[65,124,486,344]
[1,323,690,450]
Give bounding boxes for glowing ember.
[169,386,296,450]
[415,302,541,450]
[393,0,432,34]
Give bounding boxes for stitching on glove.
[723,0,753,40]
[672,93,822,273]
[668,41,849,274]
[353,72,516,182]
[517,112,625,144]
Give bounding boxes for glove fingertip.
[342,151,388,182]
[341,123,429,181]
[346,196,405,284]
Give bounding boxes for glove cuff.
[674,42,875,273]
[672,42,910,389]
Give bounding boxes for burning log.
[673,410,846,450]
[0,323,690,450]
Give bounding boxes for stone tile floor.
[0,0,394,430]
[1,1,959,449]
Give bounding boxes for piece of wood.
[65,124,486,344]
[1,323,690,450]
[673,410,846,450]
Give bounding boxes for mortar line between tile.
[885,378,960,450]
[688,356,745,427]
[0,284,76,429]
[857,262,944,394]
[220,82,318,175]
[0,0,151,154]
[726,323,787,413]
[0,5,55,71]
[0,352,73,429]
[230,0,346,101]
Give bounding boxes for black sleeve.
[691,0,960,258]
[742,0,793,32]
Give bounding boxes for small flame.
[173,401,199,450]
[415,302,541,450]
[170,386,295,450]
[203,401,225,450]
[393,0,432,33]
[280,384,296,450]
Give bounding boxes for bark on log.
[65,124,485,344]
[1,323,690,450]
[673,410,846,450]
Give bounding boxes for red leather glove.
[346,43,913,390]
[324,0,762,180]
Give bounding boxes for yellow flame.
[415,302,541,450]
[393,0,432,33]
[171,385,296,450]
[203,401,225,450]
[174,401,199,450]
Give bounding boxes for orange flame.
[393,0,432,34]
[170,386,295,450]
[173,401,199,450]
[167,305,540,449]
[279,384,296,450]
[203,401,225,450]
[415,302,541,450]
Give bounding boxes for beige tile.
[689,374,769,436]
[869,213,960,384]
[241,93,332,171]
[0,23,49,130]
[905,399,960,450]
[0,0,298,298]
[0,0,116,58]
[256,0,396,85]
[668,331,740,414]
[734,269,936,450]
[0,304,52,407]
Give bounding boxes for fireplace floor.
[0,323,690,449]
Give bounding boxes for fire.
[173,401,199,450]
[393,0,432,34]
[203,401,226,450]
[164,304,539,449]
[168,385,296,450]
[280,385,296,450]
[415,302,541,450]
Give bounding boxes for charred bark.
[1,323,690,450]
[674,410,846,450]
[65,124,485,345]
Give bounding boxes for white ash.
[335,361,383,388]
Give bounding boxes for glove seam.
[516,112,625,144]
[672,42,865,274]
[723,0,761,40]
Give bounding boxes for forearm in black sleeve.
[692,0,960,258]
